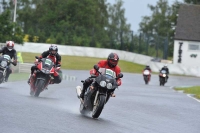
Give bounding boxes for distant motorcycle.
[0,54,15,84]
[76,65,123,118]
[143,70,150,84]
[29,56,60,97]
[159,70,167,86]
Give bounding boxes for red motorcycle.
[143,70,151,84]
[29,56,60,97]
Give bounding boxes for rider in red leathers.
[143,65,152,82]
[79,53,122,99]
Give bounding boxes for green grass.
[21,52,145,73]
[174,86,200,99]
[9,73,29,82]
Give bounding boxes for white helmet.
[164,64,167,68]
[6,41,14,51]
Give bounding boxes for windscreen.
[43,58,54,69]
[3,54,11,61]
[98,68,116,79]
[161,70,166,74]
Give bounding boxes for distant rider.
[0,41,17,82]
[143,65,152,81]
[79,53,122,99]
[143,65,151,72]
[160,64,169,82]
[27,44,62,84]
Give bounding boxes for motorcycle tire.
[0,73,4,84]
[34,79,45,97]
[92,95,106,118]
[79,103,87,115]
[144,76,148,85]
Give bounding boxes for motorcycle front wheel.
[144,76,148,84]
[0,72,4,84]
[92,95,106,118]
[34,79,45,97]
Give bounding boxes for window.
[189,44,200,50]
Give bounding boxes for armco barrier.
[4,42,200,77]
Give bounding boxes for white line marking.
[171,86,200,103]
[187,94,200,103]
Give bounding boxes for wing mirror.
[56,64,61,67]
[94,65,99,71]
[117,73,123,78]
[35,56,39,59]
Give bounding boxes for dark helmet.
[146,65,150,68]
[107,53,119,68]
[49,44,58,56]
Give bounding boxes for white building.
[173,4,200,67]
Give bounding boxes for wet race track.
[0,70,200,133]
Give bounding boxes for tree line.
[0,0,199,59]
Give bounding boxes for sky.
[107,0,183,33]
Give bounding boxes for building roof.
[175,4,200,41]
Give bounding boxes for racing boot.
[111,92,116,97]
[79,84,88,99]
[79,88,86,99]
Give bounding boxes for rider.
[160,64,169,82]
[27,44,62,84]
[0,41,17,82]
[143,65,151,72]
[79,53,122,99]
[143,65,152,81]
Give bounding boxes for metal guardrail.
[11,63,77,81]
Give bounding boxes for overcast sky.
[107,0,183,33]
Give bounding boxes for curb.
[171,86,200,103]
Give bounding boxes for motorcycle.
[29,56,60,97]
[143,70,150,84]
[0,54,14,84]
[76,65,123,118]
[159,70,167,86]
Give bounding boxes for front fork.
[93,90,107,106]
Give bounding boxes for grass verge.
[21,52,145,73]
[174,86,200,99]
[9,73,29,82]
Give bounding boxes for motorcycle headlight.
[163,74,166,77]
[45,70,50,74]
[41,68,50,74]
[107,83,112,89]
[100,81,106,87]
[1,61,7,67]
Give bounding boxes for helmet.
[49,44,58,56]
[107,53,119,68]
[164,64,168,68]
[6,41,14,51]
[146,65,150,68]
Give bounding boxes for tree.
[184,0,200,4]
[0,10,23,44]
[107,0,131,50]
[138,0,182,58]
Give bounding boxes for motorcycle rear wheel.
[92,95,106,118]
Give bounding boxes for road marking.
[171,86,200,103]
[62,74,77,81]
[187,94,200,103]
